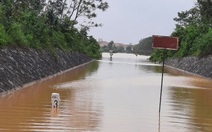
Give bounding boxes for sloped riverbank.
[165,55,212,79]
[0,48,92,93]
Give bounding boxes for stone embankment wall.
[165,55,212,79]
[0,48,92,93]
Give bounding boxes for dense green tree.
[100,45,109,52]
[133,37,153,55]
[150,1,212,62]
[192,28,212,56]
[100,43,125,53]
[108,41,114,50]
[116,46,125,53]
[173,6,201,27]
[66,0,109,28]
[126,45,133,53]
[197,0,212,27]
[0,0,107,59]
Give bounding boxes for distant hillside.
[98,41,128,48]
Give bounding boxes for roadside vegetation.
[0,0,109,59]
[133,37,153,56]
[150,0,212,62]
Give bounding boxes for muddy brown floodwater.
[0,53,211,132]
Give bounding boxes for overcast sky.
[88,0,196,44]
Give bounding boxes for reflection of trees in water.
[84,61,99,77]
[52,61,99,83]
[169,86,212,132]
[138,65,162,73]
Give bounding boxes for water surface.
[0,53,211,132]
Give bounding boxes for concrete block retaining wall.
[0,48,92,93]
[165,55,212,79]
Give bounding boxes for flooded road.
[0,53,212,132]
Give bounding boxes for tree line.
[133,37,153,56]
[133,1,211,61]
[150,0,212,62]
[100,41,134,53]
[0,0,109,59]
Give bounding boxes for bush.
[194,28,212,56]
[0,24,8,46]
[7,22,29,46]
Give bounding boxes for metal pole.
[159,50,166,113]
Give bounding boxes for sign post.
[152,35,179,113]
[109,50,113,58]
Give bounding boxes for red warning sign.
[152,35,179,50]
